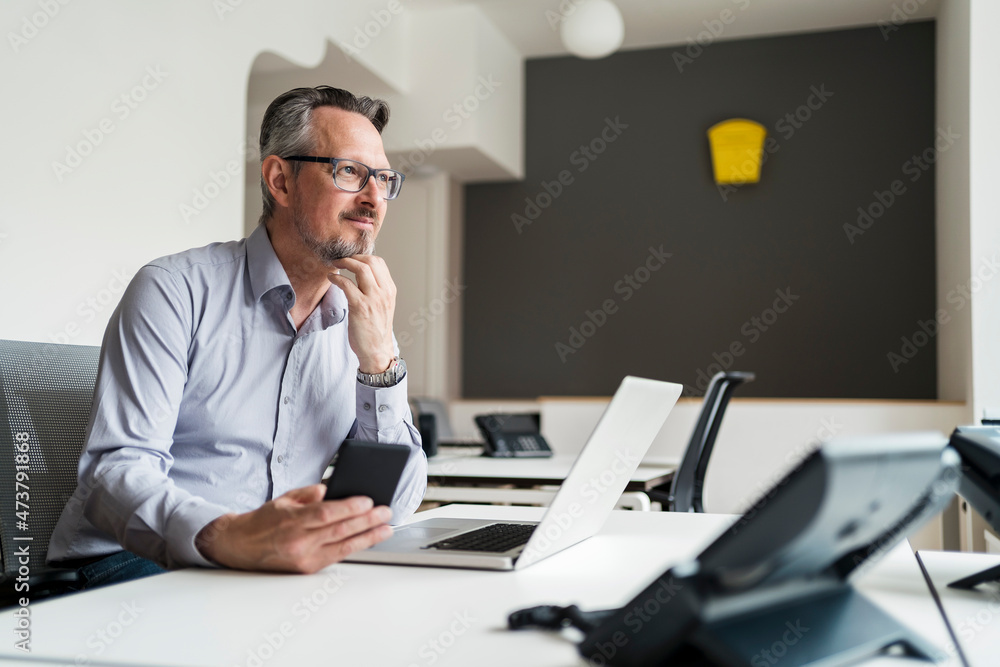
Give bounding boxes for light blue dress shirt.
[48,225,427,568]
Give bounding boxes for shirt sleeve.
[352,373,428,524]
[78,265,229,569]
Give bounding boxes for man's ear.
[262,155,293,208]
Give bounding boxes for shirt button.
[283,396,290,404]
[378,405,388,413]
[363,402,371,411]
[276,455,284,463]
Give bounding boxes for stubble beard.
[293,207,376,266]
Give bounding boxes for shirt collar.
[247,224,291,303]
[246,224,348,328]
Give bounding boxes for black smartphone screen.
[322,440,412,507]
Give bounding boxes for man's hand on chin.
[195,485,393,573]
[326,255,397,373]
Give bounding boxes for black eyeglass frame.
[282,156,405,199]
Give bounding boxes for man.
[48,86,426,585]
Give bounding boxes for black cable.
[507,604,618,634]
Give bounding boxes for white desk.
[915,550,1000,666]
[1,506,959,667]
[425,447,677,510]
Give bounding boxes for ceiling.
[248,1,940,79]
[420,0,939,58]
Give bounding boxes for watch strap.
[357,357,406,388]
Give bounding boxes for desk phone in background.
[475,413,553,458]
[947,425,1000,589]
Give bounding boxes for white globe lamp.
[560,0,625,60]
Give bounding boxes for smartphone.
[322,440,412,507]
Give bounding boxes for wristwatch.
[357,356,407,388]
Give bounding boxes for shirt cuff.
[164,498,232,568]
[355,374,409,432]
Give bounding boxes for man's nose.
[358,173,383,204]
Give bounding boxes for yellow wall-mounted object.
[707,119,767,184]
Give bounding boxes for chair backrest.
[0,340,99,575]
[668,371,755,513]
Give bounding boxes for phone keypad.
[517,435,542,451]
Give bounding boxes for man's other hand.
[195,485,392,573]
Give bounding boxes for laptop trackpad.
[370,518,490,552]
[395,526,459,541]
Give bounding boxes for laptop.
[345,376,683,570]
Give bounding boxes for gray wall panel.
[463,23,936,398]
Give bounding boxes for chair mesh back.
[0,340,99,574]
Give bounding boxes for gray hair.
[257,86,390,225]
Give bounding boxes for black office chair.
[649,371,755,513]
[0,339,100,607]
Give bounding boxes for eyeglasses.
[282,156,405,200]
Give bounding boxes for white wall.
[968,0,1000,421]
[934,0,1000,421]
[380,5,524,182]
[0,0,522,349]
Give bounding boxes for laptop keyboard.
[424,523,536,553]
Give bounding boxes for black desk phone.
[947,425,1000,589]
[474,413,553,458]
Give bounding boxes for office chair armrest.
[0,567,82,608]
